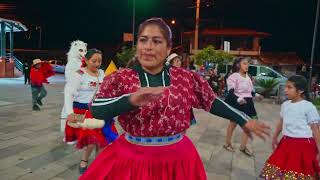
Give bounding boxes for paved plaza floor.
[0,75,280,180]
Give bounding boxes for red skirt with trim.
[260,136,320,179]
[79,135,206,180]
[64,110,79,143]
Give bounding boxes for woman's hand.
[67,113,76,123]
[237,98,247,105]
[255,94,264,101]
[242,120,271,140]
[272,136,279,150]
[129,87,167,107]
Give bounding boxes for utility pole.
[194,0,200,52]
[308,0,319,95]
[36,26,42,49]
[132,0,135,48]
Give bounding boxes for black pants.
[24,73,30,84]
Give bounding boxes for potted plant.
[116,46,136,67]
[255,78,279,98]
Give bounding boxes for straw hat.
[32,59,42,65]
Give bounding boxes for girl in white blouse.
[260,75,320,179]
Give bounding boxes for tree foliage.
[192,46,234,66]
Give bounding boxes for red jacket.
[30,67,46,87]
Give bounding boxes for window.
[227,65,232,73]
[217,64,226,74]
[248,66,257,76]
[259,67,278,78]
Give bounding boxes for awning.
[0,18,28,32]
[259,52,305,65]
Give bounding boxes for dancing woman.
[80,18,270,180]
[64,49,118,174]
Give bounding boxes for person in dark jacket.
[23,61,31,84]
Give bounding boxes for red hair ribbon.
[81,57,87,67]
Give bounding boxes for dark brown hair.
[137,17,172,47]
[232,57,248,73]
[82,48,102,67]
[288,75,310,101]
[85,48,102,60]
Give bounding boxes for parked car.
[218,64,287,96]
[249,65,287,96]
[49,60,66,73]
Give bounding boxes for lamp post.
[308,0,320,95]
[35,26,42,49]
[132,0,135,48]
[194,0,200,52]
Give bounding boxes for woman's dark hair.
[137,17,172,47]
[126,56,138,68]
[231,57,247,73]
[85,48,102,60]
[82,48,102,67]
[288,75,310,101]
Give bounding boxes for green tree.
[116,46,136,67]
[192,45,234,66]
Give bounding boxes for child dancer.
[224,57,263,156]
[260,75,320,179]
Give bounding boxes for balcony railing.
[228,50,260,56]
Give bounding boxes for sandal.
[240,147,253,157]
[223,144,235,152]
[79,160,88,174]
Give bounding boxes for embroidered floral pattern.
[96,67,216,137]
[260,163,315,180]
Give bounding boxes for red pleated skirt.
[79,134,207,180]
[64,110,79,143]
[260,136,320,179]
[65,107,111,149]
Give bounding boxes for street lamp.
[132,0,135,48]
[171,19,176,25]
[308,0,320,94]
[35,25,42,49]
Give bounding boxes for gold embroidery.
[260,163,315,180]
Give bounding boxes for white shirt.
[281,100,320,138]
[64,68,104,115]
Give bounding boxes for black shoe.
[79,160,88,174]
[32,105,40,111]
[37,99,43,106]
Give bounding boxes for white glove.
[79,118,105,129]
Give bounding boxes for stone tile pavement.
[0,75,280,180]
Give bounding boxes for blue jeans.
[31,86,47,105]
